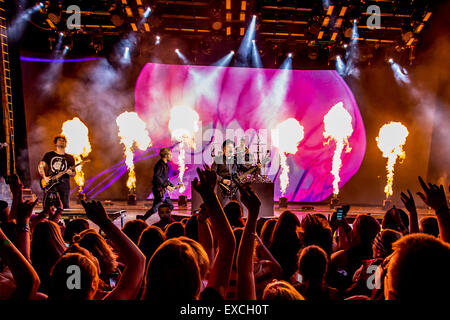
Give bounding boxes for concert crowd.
[0,166,449,301]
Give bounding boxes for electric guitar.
[156,182,184,198]
[40,159,90,190]
[218,156,270,197]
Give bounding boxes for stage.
[34,199,437,229]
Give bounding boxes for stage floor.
[34,200,436,228]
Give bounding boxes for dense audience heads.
[63,218,89,244]
[385,234,450,300]
[223,201,244,229]
[262,281,304,300]
[0,172,449,302]
[122,220,148,244]
[137,226,166,262]
[143,238,201,300]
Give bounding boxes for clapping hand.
[81,200,111,227]
[417,176,449,212]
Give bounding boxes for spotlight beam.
[252,41,263,68]
[236,15,257,67]
[213,51,235,67]
[175,49,190,64]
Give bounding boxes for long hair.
[76,229,118,277]
[138,226,166,263]
[142,238,201,300]
[269,211,301,280]
[262,280,304,300]
[31,220,67,291]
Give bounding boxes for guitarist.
[211,139,261,206]
[137,148,179,221]
[38,136,75,208]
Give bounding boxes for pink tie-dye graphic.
[135,63,366,202]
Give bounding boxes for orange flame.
[376,122,409,198]
[61,117,91,190]
[323,102,353,197]
[116,112,152,192]
[271,118,304,196]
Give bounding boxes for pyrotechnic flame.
[168,106,200,193]
[271,118,304,196]
[61,117,91,190]
[116,112,152,192]
[323,102,354,197]
[376,121,409,198]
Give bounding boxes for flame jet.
[323,102,354,197]
[168,106,200,193]
[116,112,152,193]
[376,122,409,198]
[61,117,92,191]
[271,118,304,196]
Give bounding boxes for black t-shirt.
[42,151,75,184]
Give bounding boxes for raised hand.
[8,174,23,197]
[401,189,417,213]
[236,180,261,215]
[417,176,449,212]
[192,164,217,201]
[81,200,110,227]
[17,199,38,223]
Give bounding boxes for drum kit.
[210,135,273,183]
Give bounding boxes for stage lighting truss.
[16,0,434,67]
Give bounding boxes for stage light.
[121,46,131,64]
[288,53,292,58]
[155,35,160,45]
[280,55,292,70]
[212,51,235,66]
[144,7,151,18]
[389,59,410,84]
[336,55,346,77]
[175,49,190,64]
[8,2,44,41]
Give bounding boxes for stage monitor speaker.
[191,182,274,217]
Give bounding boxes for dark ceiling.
[7,0,444,68]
